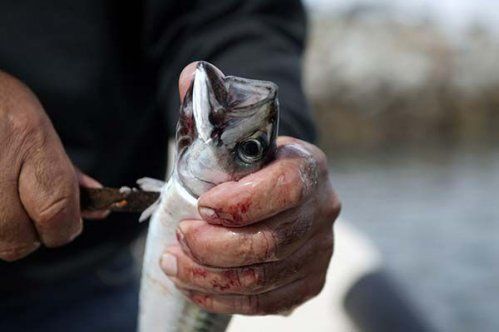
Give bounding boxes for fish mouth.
[192,175,216,187]
[179,174,218,199]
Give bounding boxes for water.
[304,0,499,37]
[330,147,499,332]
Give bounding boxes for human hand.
[0,71,103,261]
[162,132,340,314]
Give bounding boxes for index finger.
[198,137,324,227]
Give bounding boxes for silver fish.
[137,61,279,332]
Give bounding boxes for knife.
[80,187,160,213]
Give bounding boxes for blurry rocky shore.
[304,4,499,155]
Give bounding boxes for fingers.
[0,71,86,260]
[77,170,109,220]
[182,274,326,315]
[198,137,325,227]
[18,119,82,248]
[176,208,316,267]
[178,231,332,315]
[162,232,332,296]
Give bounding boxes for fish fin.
[137,177,165,192]
[136,178,165,222]
[139,199,160,223]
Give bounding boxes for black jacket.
[0,0,316,285]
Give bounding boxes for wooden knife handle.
[80,187,160,213]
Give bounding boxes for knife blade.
[80,187,160,213]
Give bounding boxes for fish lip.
[178,174,216,199]
[225,76,279,110]
[192,175,216,187]
[176,62,279,198]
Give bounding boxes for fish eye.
[237,137,266,163]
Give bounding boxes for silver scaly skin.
[137,62,279,332]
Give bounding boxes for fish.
[137,61,279,332]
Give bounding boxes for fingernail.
[199,207,217,220]
[161,253,178,277]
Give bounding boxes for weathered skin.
[161,64,341,318]
[138,61,279,331]
[0,71,82,260]
[0,59,340,328]
[167,136,339,315]
[0,70,110,263]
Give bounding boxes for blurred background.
[303,0,499,331]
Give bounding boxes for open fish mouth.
[175,61,279,198]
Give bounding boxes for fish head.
[175,61,279,197]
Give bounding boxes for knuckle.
[314,148,328,172]
[316,229,334,258]
[0,74,44,135]
[5,108,47,150]
[191,253,209,266]
[311,276,327,298]
[274,217,312,253]
[237,230,278,265]
[297,157,320,200]
[272,166,306,210]
[0,242,39,262]
[290,169,307,204]
[298,139,327,169]
[239,266,266,292]
[259,230,278,261]
[185,243,210,266]
[325,235,334,257]
[240,295,260,315]
[234,233,261,265]
[179,229,211,266]
[36,195,73,227]
[322,190,341,222]
[8,108,44,135]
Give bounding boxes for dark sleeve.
[145,0,317,143]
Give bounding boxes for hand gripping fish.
[138,62,279,332]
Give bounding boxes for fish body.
[138,62,279,332]
[139,179,196,331]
